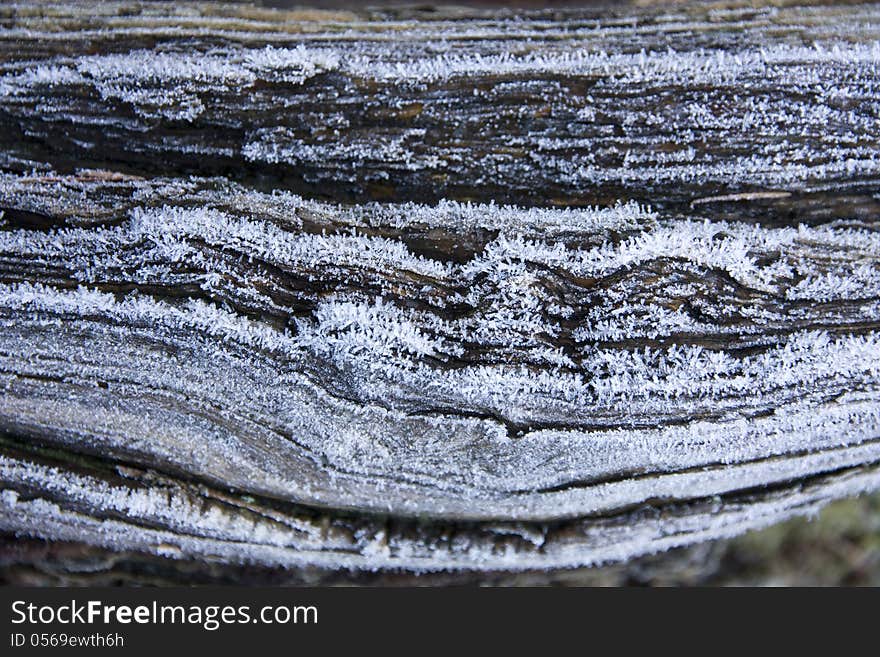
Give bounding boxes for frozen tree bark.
[1,0,880,581]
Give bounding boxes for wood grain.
[0,0,879,576]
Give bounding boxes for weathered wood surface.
[5,492,879,585]
[0,0,879,578]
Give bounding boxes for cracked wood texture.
[1,0,880,581]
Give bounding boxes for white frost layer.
[2,46,339,121]
[2,278,880,520]
[1,3,880,570]
[348,42,880,84]
[1,196,878,356]
[1,460,878,571]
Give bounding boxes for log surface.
[1,0,880,576]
